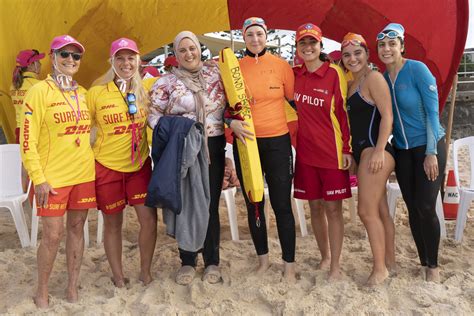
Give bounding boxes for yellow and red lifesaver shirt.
[20,75,95,187]
[10,72,40,128]
[239,53,295,138]
[293,62,352,170]
[87,81,149,172]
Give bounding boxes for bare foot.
[33,294,49,309]
[111,277,130,288]
[426,267,440,283]
[139,273,153,286]
[318,257,331,270]
[65,286,78,303]
[255,254,271,275]
[327,268,344,282]
[366,268,389,286]
[386,262,399,276]
[283,261,297,283]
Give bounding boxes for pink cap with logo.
[16,50,45,67]
[110,38,140,57]
[50,35,85,53]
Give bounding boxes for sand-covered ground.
[0,149,473,315]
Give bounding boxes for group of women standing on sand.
[11,16,445,308]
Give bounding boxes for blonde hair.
[92,54,149,113]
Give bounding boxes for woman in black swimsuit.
[341,33,395,285]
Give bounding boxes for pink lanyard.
[58,87,82,146]
[59,89,81,124]
[114,86,143,168]
[130,121,143,168]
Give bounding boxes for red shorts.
[37,181,96,216]
[95,158,152,214]
[293,160,351,201]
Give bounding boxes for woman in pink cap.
[20,35,96,308]
[292,23,352,281]
[341,32,395,285]
[88,38,156,287]
[10,49,45,143]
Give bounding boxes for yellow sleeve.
[20,84,47,185]
[143,77,159,92]
[87,86,98,126]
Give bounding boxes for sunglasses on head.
[341,39,366,48]
[126,93,137,115]
[57,50,82,61]
[376,30,401,41]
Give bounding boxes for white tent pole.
[230,30,235,52]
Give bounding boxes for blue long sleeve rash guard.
[384,59,445,154]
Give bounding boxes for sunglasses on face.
[376,30,401,41]
[126,93,137,115]
[57,50,82,61]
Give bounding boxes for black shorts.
[352,141,395,165]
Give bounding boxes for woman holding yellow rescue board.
[227,17,297,282]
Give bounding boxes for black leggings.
[233,133,296,263]
[394,138,446,268]
[179,135,225,267]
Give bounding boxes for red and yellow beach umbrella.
[0,0,468,143]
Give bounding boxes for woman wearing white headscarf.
[149,31,226,285]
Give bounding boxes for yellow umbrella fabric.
[0,0,230,143]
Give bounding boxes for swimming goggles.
[243,17,266,28]
[126,93,137,115]
[341,39,366,48]
[57,50,82,61]
[376,30,402,41]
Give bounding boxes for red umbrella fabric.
[227,0,469,112]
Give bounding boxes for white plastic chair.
[264,147,308,237]
[30,193,90,248]
[224,144,308,239]
[387,182,446,238]
[292,147,308,237]
[453,136,474,242]
[97,211,104,244]
[221,143,240,241]
[221,187,239,241]
[97,210,128,245]
[348,186,358,223]
[0,144,31,247]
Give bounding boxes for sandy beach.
[0,151,473,315]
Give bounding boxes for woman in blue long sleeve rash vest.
[377,23,446,282]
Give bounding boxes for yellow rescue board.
[219,48,264,202]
